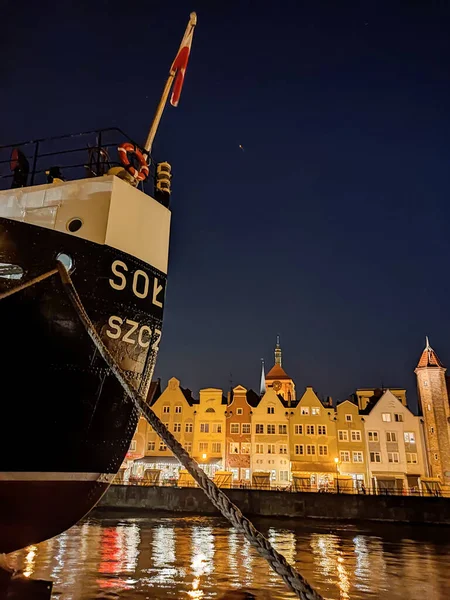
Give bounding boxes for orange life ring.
[117,143,149,181]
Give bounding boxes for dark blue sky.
[4,1,450,406]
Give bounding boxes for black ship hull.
[0,217,166,553]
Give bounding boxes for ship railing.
[0,127,157,197]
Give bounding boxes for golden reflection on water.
[7,516,450,600]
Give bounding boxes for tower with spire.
[265,336,295,404]
[415,337,450,487]
[259,359,266,396]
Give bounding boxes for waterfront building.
[133,377,195,482]
[415,338,450,490]
[335,399,366,490]
[289,387,337,491]
[250,387,290,486]
[363,389,427,493]
[224,385,254,484]
[193,387,227,477]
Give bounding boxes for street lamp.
[334,457,340,494]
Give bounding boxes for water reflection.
[7,514,450,600]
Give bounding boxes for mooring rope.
[1,263,324,600]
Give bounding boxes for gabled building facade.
[290,387,337,490]
[335,400,366,490]
[224,385,253,483]
[193,387,226,477]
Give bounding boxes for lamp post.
[334,457,340,494]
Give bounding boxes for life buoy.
[117,143,149,181]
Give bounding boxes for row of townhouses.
[124,338,450,494]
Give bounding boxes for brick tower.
[415,337,450,487]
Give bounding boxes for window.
[242,423,251,434]
[185,423,193,433]
[175,405,182,414]
[164,423,169,430]
[381,413,391,422]
[388,452,400,463]
[338,430,348,442]
[406,453,418,464]
[241,468,250,480]
[212,423,222,433]
[394,413,403,422]
[386,432,397,443]
[311,407,320,415]
[267,406,275,414]
[270,470,277,481]
[306,445,316,455]
[212,442,221,453]
[205,407,215,413]
[318,445,328,456]
[301,407,309,415]
[255,443,264,453]
[184,442,192,452]
[350,430,361,442]
[370,452,381,463]
[173,423,181,433]
[280,470,289,482]
[147,441,155,451]
[345,414,352,422]
[230,442,239,454]
[368,431,379,442]
[434,453,438,460]
[230,423,240,434]
[294,424,303,435]
[267,424,276,434]
[236,408,243,415]
[267,444,276,454]
[404,432,416,444]
[306,425,315,435]
[256,424,264,434]
[279,444,288,454]
[230,467,239,481]
[318,425,327,435]
[295,444,304,455]
[353,451,363,463]
[241,443,251,454]
[430,427,434,434]
[200,423,209,433]
[340,451,351,462]
[279,424,287,435]
[159,441,167,451]
[163,406,170,414]
[199,442,208,452]
[130,440,137,451]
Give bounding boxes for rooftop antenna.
[143,12,197,154]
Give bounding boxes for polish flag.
[170,12,197,107]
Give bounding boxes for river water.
[7,512,450,599]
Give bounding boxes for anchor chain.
[0,262,324,600]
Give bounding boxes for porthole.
[67,218,83,233]
[57,253,74,272]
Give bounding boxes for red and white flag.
[170,12,197,107]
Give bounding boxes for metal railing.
[0,127,156,195]
[110,478,450,498]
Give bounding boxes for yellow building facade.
[335,400,367,490]
[193,387,226,477]
[289,387,337,491]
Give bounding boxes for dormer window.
[267,406,275,414]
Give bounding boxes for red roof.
[416,346,444,368]
[266,364,291,380]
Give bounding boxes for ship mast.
[143,12,197,154]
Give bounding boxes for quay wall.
[98,485,450,525]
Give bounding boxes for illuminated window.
[301,407,309,415]
[404,432,416,444]
[312,407,320,416]
[353,451,363,463]
[280,471,289,481]
[241,443,251,454]
[230,423,240,434]
[381,413,391,422]
[230,442,239,454]
[241,468,250,480]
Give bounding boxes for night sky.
[3,1,450,408]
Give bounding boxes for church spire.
[275,335,282,367]
[416,336,445,369]
[260,358,266,396]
